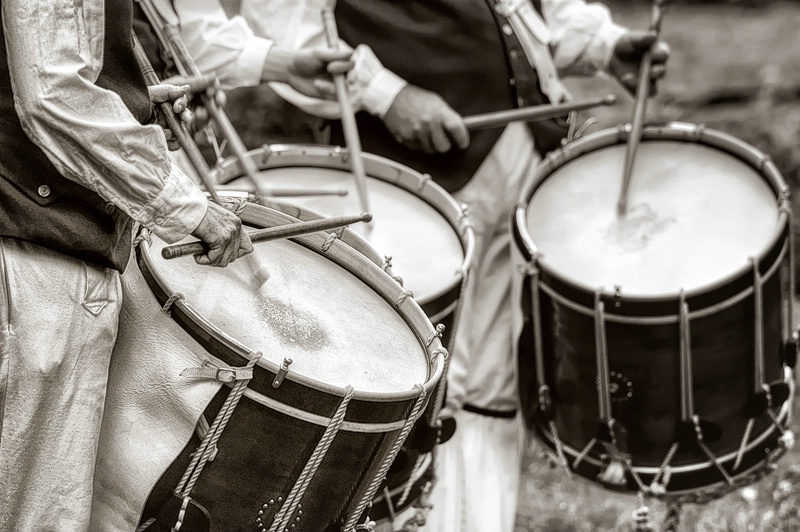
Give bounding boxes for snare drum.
[213,146,475,526]
[513,123,796,498]
[93,200,445,532]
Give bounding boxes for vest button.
[509,78,516,87]
[502,24,513,36]
[37,185,50,198]
[509,49,519,60]
[104,202,116,215]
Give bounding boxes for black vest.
[0,0,153,272]
[331,0,567,192]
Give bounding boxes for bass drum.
[213,145,476,527]
[92,199,445,532]
[513,123,796,499]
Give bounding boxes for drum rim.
[211,144,476,308]
[514,122,791,311]
[134,202,445,403]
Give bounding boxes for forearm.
[4,0,207,242]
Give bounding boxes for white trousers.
[0,238,121,532]
[420,123,540,532]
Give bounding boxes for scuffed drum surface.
[233,167,464,302]
[148,236,427,393]
[526,141,780,296]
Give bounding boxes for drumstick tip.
[360,212,373,223]
[603,94,618,106]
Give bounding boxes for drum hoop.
[537,368,792,492]
[134,205,445,404]
[514,122,791,310]
[535,239,788,323]
[212,144,476,306]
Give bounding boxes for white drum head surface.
[525,141,780,296]
[148,235,427,393]
[232,167,464,302]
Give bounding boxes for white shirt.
[2,0,207,244]
[240,0,627,119]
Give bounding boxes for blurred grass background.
[220,2,800,529]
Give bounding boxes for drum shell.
[126,203,444,531]
[514,123,794,494]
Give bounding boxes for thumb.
[618,31,657,56]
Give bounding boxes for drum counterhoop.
[513,123,797,501]
[127,201,445,532]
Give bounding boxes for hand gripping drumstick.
[132,33,271,286]
[462,95,618,130]
[161,212,373,260]
[321,9,371,215]
[616,0,667,217]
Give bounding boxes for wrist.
[261,48,294,84]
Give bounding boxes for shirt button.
[104,202,116,215]
[155,217,165,225]
[509,49,519,60]
[502,24,513,36]
[37,185,50,197]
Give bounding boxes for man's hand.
[190,201,254,267]
[287,48,354,100]
[608,31,670,95]
[383,85,470,154]
[148,83,192,150]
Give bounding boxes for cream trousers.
[0,238,121,532]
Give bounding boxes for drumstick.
[214,184,349,198]
[321,9,371,215]
[463,95,618,131]
[133,34,271,286]
[161,212,373,260]
[616,0,667,217]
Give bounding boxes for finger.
[619,71,637,93]
[238,230,254,258]
[215,89,227,108]
[194,107,209,126]
[327,60,355,75]
[650,42,670,65]
[442,111,469,150]
[313,79,337,100]
[167,138,181,151]
[180,108,194,127]
[172,94,189,114]
[621,31,657,55]
[414,126,436,154]
[429,121,453,153]
[650,64,666,80]
[168,85,191,102]
[312,48,353,63]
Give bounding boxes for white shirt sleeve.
[242,0,407,119]
[173,0,273,89]
[2,0,208,243]
[542,0,627,77]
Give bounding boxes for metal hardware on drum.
[461,94,617,131]
[616,0,668,216]
[322,9,372,215]
[161,212,373,259]
[272,357,293,388]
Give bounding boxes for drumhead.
[222,146,466,303]
[145,225,428,393]
[525,138,782,296]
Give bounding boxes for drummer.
[0,0,258,530]
[237,1,669,531]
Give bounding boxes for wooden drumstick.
[161,212,373,260]
[321,9,371,216]
[463,95,618,131]
[133,34,271,286]
[616,0,667,217]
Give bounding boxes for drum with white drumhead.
[513,123,796,499]
[98,199,444,532]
